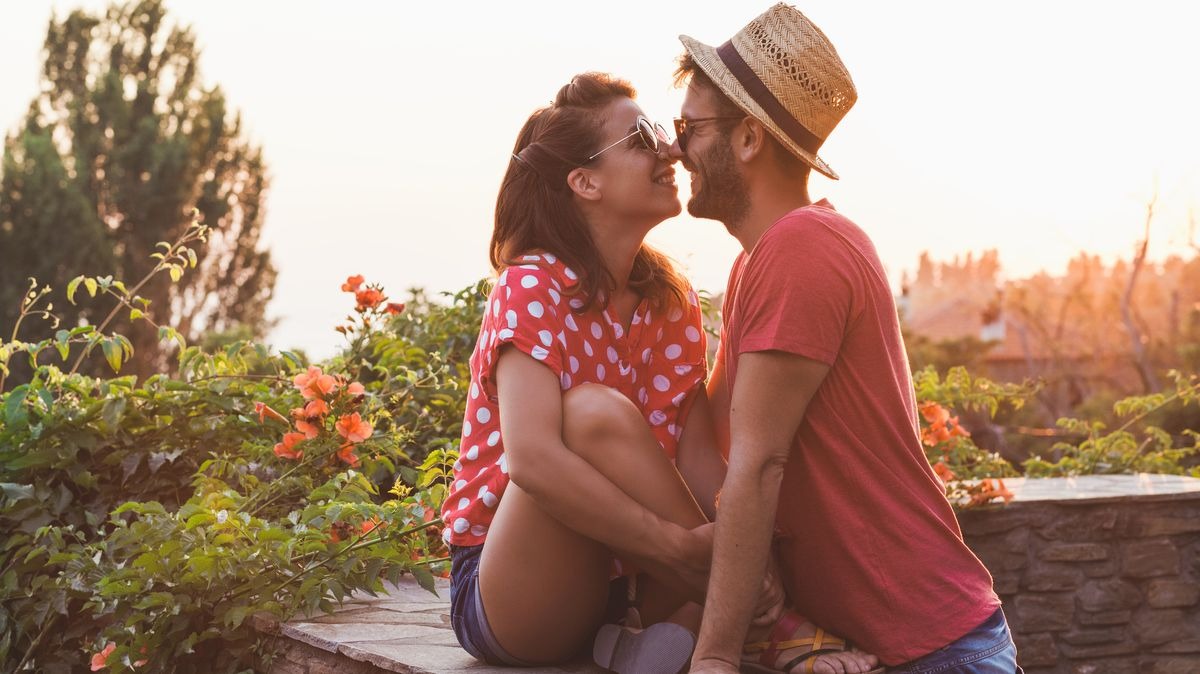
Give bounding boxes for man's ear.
[732,118,769,164]
[566,167,603,201]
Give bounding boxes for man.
[669,4,1022,673]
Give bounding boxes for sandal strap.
[761,609,805,667]
[781,647,846,674]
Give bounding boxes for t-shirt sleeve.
[475,265,567,400]
[735,221,857,366]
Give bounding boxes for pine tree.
[0,0,275,378]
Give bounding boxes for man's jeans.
[887,608,1023,673]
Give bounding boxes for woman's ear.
[566,167,603,202]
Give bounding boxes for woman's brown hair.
[492,72,689,313]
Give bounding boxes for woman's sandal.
[593,622,696,674]
[741,609,884,674]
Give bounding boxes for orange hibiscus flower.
[91,643,116,671]
[341,274,365,292]
[336,442,361,467]
[254,402,288,425]
[273,432,305,460]
[354,288,385,311]
[294,419,321,439]
[385,302,405,315]
[336,412,373,443]
[346,381,365,396]
[304,398,330,417]
[293,365,339,400]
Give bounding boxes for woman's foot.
[742,609,881,674]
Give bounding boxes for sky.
[2,1,1198,358]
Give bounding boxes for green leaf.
[0,483,34,502]
[410,567,437,595]
[187,248,198,268]
[83,277,98,298]
[55,329,70,360]
[130,308,144,321]
[169,265,183,283]
[101,397,127,428]
[102,337,123,372]
[66,275,84,304]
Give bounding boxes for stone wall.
[959,492,1200,673]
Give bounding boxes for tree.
[0,0,275,378]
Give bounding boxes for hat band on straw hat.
[716,41,824,155]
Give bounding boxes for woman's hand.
[752,555,787,627]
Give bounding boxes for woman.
[441,72,877,674]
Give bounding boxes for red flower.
[273,432,305,460]
[91,643,116,671]
[354,288,385,311]
[336,412,373,443]
[932,461,956,484]
[360,516,386,536]
[304,398,330,417]
[294,365,339,400]
[341,274,365,292]
[294,418,321,439]
[385,302,405,315]
[336,442,361,467]
[346,381,365,396]
[254,402,288,425]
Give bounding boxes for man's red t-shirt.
[720,201,999,665]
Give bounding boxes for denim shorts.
[887,608,1023,673]
[449,544,536,666]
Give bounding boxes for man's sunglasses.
[673,116,744,153]
[586,115,671,163]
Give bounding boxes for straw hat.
[679,3,856,180]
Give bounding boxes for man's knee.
[561,384,643,451]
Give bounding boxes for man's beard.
[687,137,750,231]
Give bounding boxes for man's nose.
[665,138,684,162]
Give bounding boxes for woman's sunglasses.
[585,115,671,163]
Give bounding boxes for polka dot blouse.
[440,252,708,547]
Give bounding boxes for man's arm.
[706,345,732,458]
[690,350,830,673]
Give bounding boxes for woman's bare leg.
[479,384,712,662]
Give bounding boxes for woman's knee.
[561,384,644,451]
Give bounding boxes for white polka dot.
[668,423,678,437]
[644,310,653,323]
[642,348,652,363]
[505,310,518,329]
[607,346,619,363]
[596,363,606,379]
[675,364,693,376]
[470,382,480,399]
[560,372,572,389]
[482,491,499,508]
[688,291,699,306]
[453,518,470,534]
[522,254,541,262]
[657,328,664,341]
[492,299,500,316]
[569,356,580,373]
[668,308,684,322]
[506,287,511,299]
[557,331,567,346]
[632,313,642,325]
[487,431,501,446]
[458,497,470,511]
[590,322,603,339]
[455,479,468,491]
[531,345,549,360]
[653,375,670,392]
[583,341,594,357]
[685,326,701,342]
[630,369,637,382]
[528,301,545,318]
[466,445,480,460]
[477,485,489,498]
[544,253,557,263]
[619,363,631,376]
[498,328,514,341]
[453,459,463,472]
[498,270,509,286]
[470,524,488,537]
[665,344,682,359]
[649,410,667,425]
[539,330,553,346]
[476,407,491,423]
[521,274,539,288]
[638,388,648,404]
[672,392,686,406]
[564,267,578,280]
[519,264,539,270]
[463,420,473,436]
[565,314,578,331]
[613,324,624,338]
[549,289,561,304]
[498,454,509,474]
[442,529,452,544]
[569,298,584,309]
